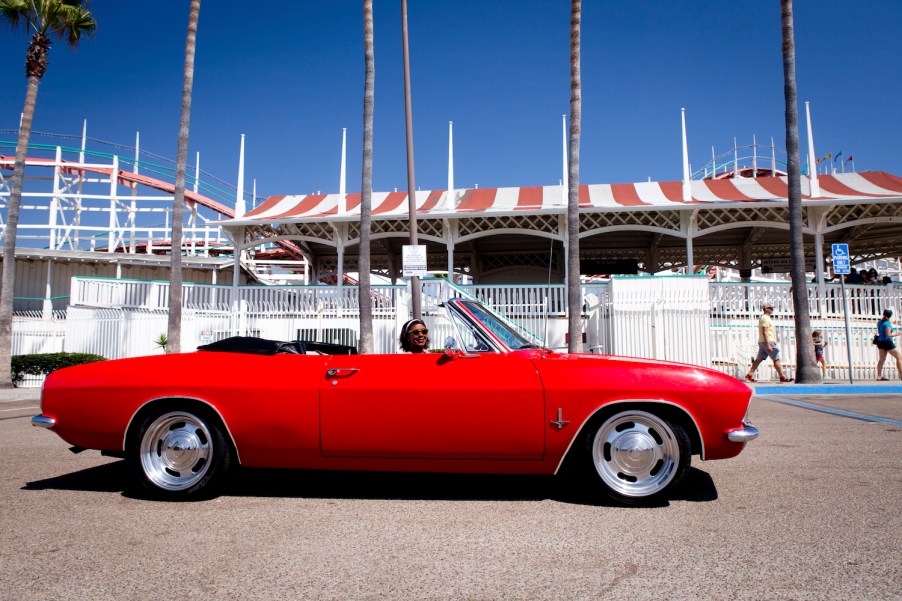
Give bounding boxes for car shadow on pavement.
[23,461,718,507]
[23,460,130,494]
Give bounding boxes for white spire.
[447,121,454,209]
[681,108,691,201]
[134,131,140,174]
[235,134,246,217]
[80,119,87,163]
[806,101,820,197]
[339,128,347,213]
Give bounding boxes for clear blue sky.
[2,1,900,203]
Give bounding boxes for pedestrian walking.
[745,303,793,383]
[875,308,902,380]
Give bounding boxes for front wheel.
[132,409,232,501]
[590,410,690,505]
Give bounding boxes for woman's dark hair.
[883,308,894,319]
[399,319,429,352]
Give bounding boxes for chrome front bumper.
[727,422,760,443]
[31,415,55,429]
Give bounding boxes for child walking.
[812,330,828,377]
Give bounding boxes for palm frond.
[55,4,95,45]
[0,0,32,31]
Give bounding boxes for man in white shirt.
[745,303,793,383]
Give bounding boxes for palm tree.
[166,0,202,354]
[780,0,819,383]
[566,0,583,353]
[0,0,95,387]
[357,0,375,354]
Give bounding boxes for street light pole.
[401,0,421,319]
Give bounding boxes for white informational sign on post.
[402,245,427,277]
[831,243,854,384]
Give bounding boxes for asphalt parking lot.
[1,391,900,600]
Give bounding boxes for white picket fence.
[11,276,902,386]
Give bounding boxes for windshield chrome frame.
[443,298,534,354]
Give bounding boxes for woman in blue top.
[876,308,902,380]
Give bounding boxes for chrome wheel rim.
[592,411,680,498]
[139,411,213,491]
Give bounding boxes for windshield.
[458,300,537,350]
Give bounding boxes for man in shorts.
[745,303,793,383]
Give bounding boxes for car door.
[319,352,544,460]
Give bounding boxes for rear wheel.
[132,409,232,501]
[590,410,690,505]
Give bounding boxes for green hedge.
[12,352,107,387]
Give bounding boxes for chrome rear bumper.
[727,422,760,443]
[31,415,55,429]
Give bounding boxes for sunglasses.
[409,328,429,336]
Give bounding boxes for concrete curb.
[752,382,902,395]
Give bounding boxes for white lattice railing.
[13,277,902,386]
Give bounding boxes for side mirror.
[443,336,478,359]
[443,336,460,358]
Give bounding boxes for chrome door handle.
[326,367,359,377]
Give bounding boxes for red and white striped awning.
[224,171,902,226]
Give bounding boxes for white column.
[815,230,826,315]
[682,211,696,273]
[230,227,244,335]
[42,261,54,320]
[806,102,820,197]
[130,132,139,253]
[108,155,118,252]
[445,219,455,283]
[336,244,345,291]
[49,146,61,250]
[339,128,347,214]
[681,108,691,201]
[235,134,246,217]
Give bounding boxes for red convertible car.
[33,297,757,505]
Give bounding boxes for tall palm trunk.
[780,0,819,382]
[167,0,201,354]
[358,0,375,354]
[0,74,40,387]
[566,0,583,353]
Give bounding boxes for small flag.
[833,152,842,162]
[847,155,854,161]
[824,153,832,160]
[815,158,821,163]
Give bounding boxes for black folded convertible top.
[197,336,357,355]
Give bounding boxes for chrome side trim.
[727,424,760,443]
[32,415,55,429]
[552,398,706,475]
